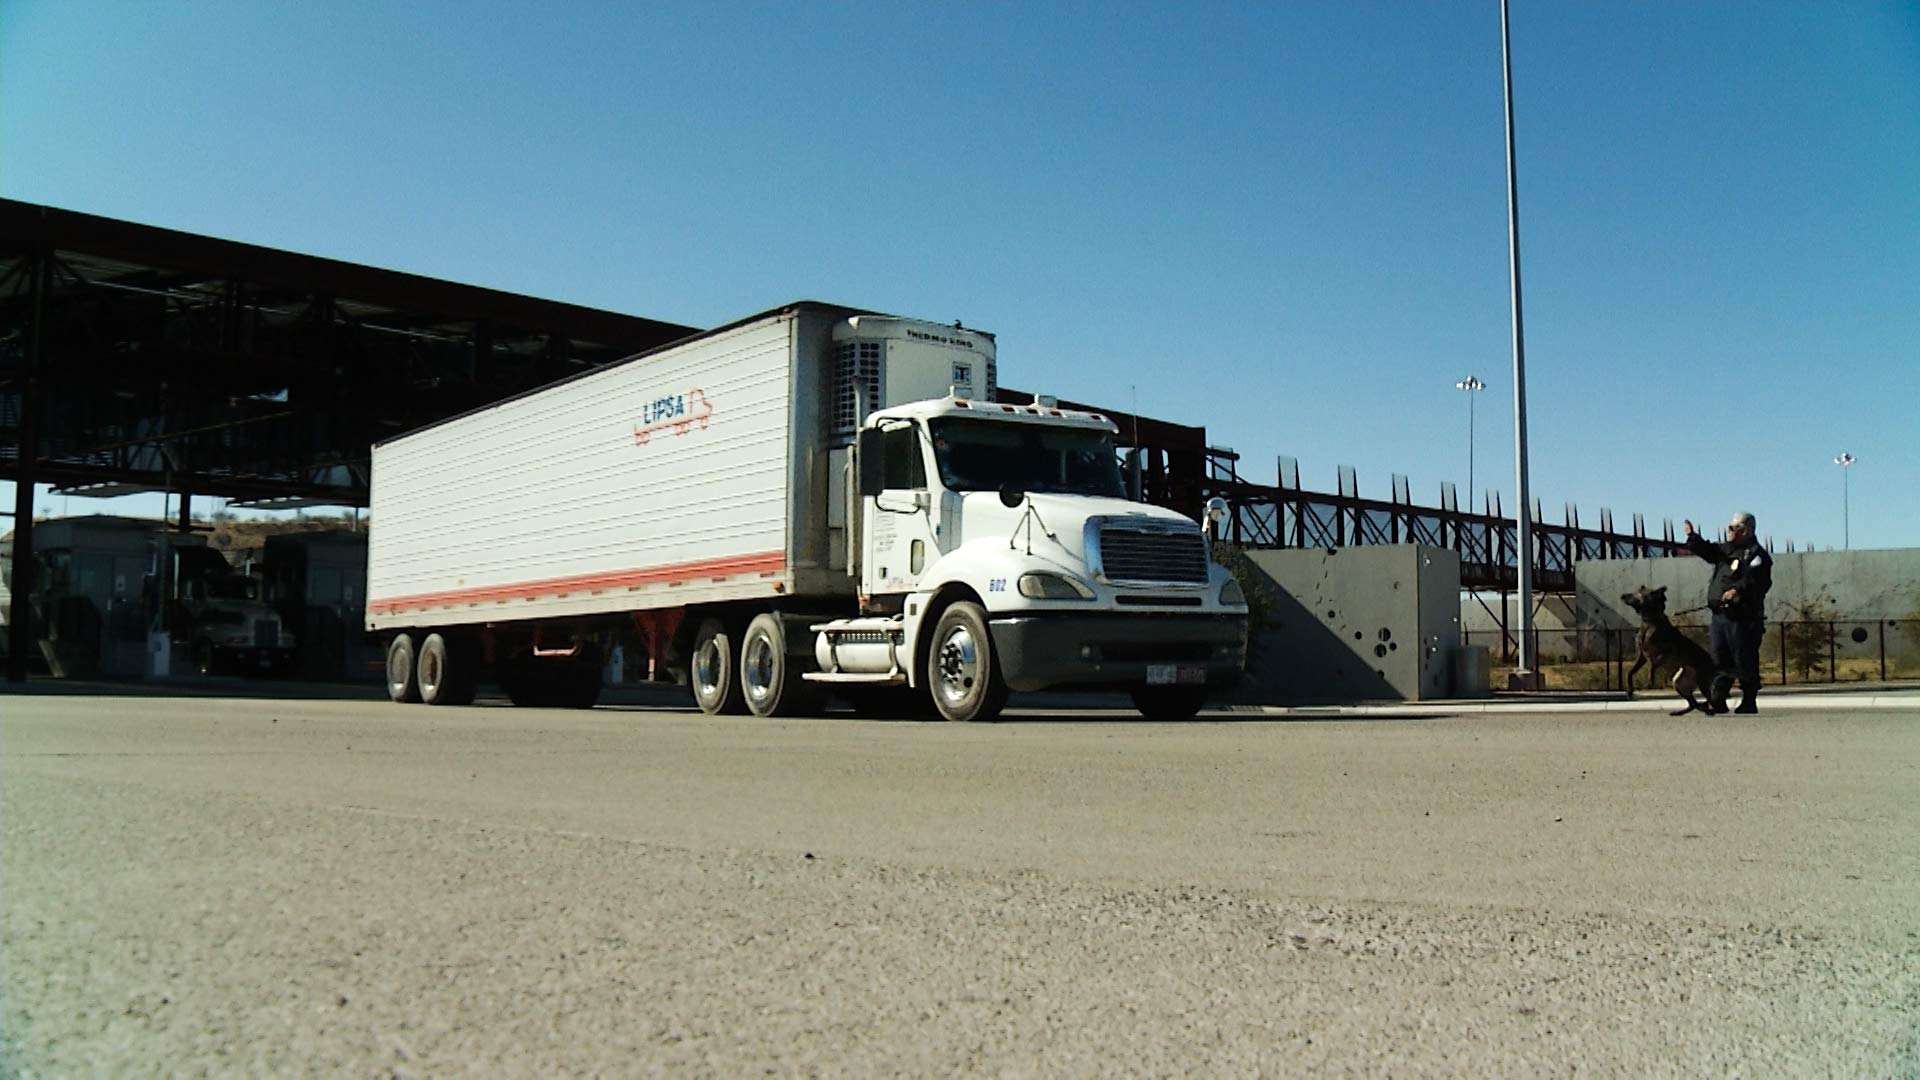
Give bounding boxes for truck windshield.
[928,418,1126,498]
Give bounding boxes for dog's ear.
[1651,585,1667,598]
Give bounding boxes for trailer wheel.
[417,632,478,707]
[556,656,602,709]
[690,618,747,715]
[740,613,822,718]
[927,601,1008,722]
[1129,685,1208,722]
[499,660,546,708]
[386,633,421,703]
[502,655,600,709]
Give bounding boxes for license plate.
[1147,665,1206,686]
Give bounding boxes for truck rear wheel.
[927,601,1008,723]
[386,634,421,703]
[417,632,478,707]
[690,618,747,715]
[740,613,822,718]
[1129,685,1208,721]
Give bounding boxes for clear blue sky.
[5,1,1917,549]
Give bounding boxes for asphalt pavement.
[2,682,1917,1077]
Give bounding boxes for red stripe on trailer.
[368,551,787,615]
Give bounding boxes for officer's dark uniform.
[1684,528,1772,712]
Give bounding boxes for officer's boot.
[1734,682,1758,715]
[1708,674,1732,715]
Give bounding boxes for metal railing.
[1464,620,1920,693]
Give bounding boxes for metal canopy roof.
[1,198,699,507]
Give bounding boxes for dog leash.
[1670,604,1711,617]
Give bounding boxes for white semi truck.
[366,302,1247,721]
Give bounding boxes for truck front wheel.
[1129,685,1208,721]
[927,602,1008,723]
[690,618,747,715]
[386,634,421,703]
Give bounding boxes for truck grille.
[254,619,280,647]
[1095,522,1208,584]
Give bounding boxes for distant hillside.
[206,515,365,555]
[2,515,364,554]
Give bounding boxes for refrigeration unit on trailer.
[366,302,1247,720]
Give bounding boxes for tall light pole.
[1501,0,1538,687]
[1833,452,1856,549]
[1455,376,1485,509]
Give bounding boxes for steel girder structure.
[1203,449,1689,594]
[1204,451,1694,658]
[2,199,698,680]
[996,388,1208,522]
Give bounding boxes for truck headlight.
[1018,572,1095,600]
[1220,577,1247,607]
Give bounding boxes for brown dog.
[1621,586,1720,716]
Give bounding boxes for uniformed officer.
[1681,512,1773,714]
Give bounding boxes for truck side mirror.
[856,427,885,496]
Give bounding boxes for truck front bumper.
[212,645,297,674]
[987,613,1247,693]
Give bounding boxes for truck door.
[860,421,940,599]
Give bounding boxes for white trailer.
[367,302,1247,719]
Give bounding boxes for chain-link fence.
[1466,619,1920,693]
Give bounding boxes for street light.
[1455,375,1485,510]
[1833,452,1856,549]
[1500,0,1539,688]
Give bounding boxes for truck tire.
[556,658,602,709]
[740,613,823,718]
[502,655,600,709]
[690,618,747,715]
[927,601,1008,723]
[386,634,421,703]
[499,660,547,708]
[447,636,483,706]
[417,632,478,707]
[1129,685,1208,721]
